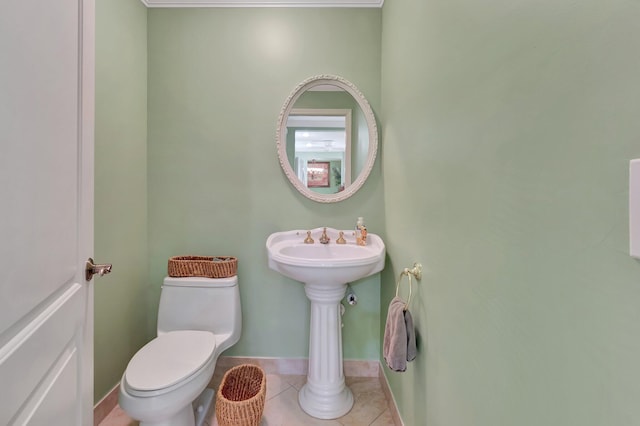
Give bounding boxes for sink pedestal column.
[298,282,353,419]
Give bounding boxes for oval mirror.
[276,75,378,203]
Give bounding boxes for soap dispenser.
[355,217,367,246]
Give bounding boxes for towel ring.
[395,263,422,311]
[395,271,412,311]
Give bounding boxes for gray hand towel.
[383,296,408,372]
[404,309,417,362]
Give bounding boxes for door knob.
[85,258,112,281]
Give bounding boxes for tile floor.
[99,366,397,426]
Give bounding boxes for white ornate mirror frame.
[276,75,379,203]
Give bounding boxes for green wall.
[146,8,383,360]
[381,0,640,425]
[94,0,149,403]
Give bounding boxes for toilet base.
[139,404,194,426]
[193,388,215,426]
[136,388,214,426]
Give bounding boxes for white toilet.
[119,275,242,426]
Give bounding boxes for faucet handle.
[319,227,330,244]
[336,231,346,244]
[304,231,314,244]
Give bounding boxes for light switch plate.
[630,159,640,258]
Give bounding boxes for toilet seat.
[124,330,216,397]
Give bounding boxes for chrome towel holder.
[395,263,422,311]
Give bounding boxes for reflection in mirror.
[287,109,351,194]
[277,75,378,203]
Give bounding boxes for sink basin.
[266,227,385,285]
[266,227,385,419]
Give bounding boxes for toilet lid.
[125,330,216,392]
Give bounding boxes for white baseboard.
[93,383,120,426]
[378,367,404,426]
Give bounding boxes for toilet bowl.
[119,276,241,426]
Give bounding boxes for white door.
[0,0,96,424]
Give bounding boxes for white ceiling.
[295,130,346,153]
[288,115,346,153]
[140,0,383,7]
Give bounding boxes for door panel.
[0,0,94,424]
[22,349,79,426]
[0,0,80,337]
[0,285,83,425]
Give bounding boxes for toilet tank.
[157,276,241,344]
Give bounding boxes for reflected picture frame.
[307,161,330,187]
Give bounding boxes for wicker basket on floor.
[216,364,266,426]
[167,255,237,278]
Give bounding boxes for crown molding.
[139,0,383,7]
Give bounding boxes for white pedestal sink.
[266,228,385,419]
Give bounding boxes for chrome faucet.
[319,227,330,244]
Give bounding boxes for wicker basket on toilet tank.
[215,364,266,426]
[167,256,237,278]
